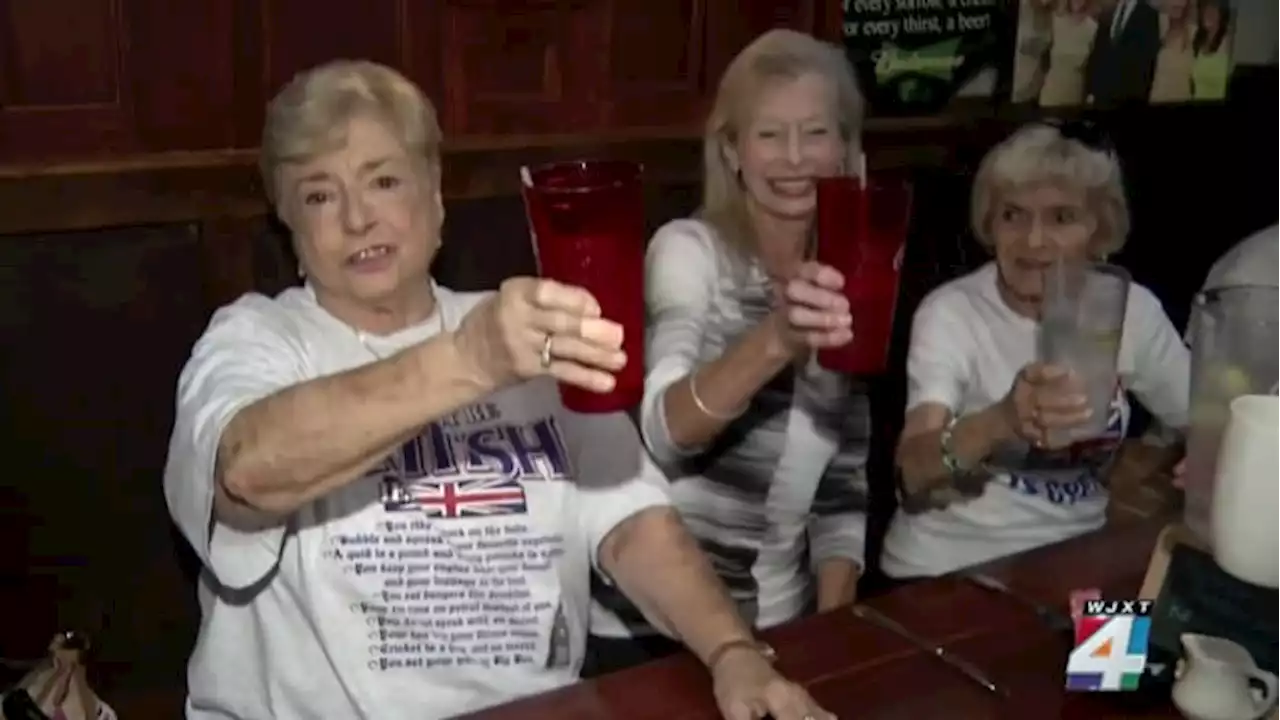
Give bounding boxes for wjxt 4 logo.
[1065,599,1155,692]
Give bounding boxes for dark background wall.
[0,0,1274,714]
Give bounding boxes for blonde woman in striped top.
[585,29,874,676]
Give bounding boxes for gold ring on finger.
[540,333,554,369]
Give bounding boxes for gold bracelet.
[688,371,746,421]
[705,638,777,673]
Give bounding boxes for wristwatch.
[706,637,777,672]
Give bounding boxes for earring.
[297,264,306,279]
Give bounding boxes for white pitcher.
[1172,633,1278,720]
[1210,395,1280,588]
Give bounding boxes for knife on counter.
[962,572,1076,635]
[851,604,1007,697]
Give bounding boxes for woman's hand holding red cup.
[766,262,853,357]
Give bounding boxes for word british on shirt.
[326,401,574,674]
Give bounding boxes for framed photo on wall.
[1010,0,1238,107]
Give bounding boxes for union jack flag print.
[383,476,528,518]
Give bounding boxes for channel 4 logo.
[1065,599,1154,692]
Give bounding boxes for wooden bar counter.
[462,516,1177,719]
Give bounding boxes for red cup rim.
[523,159,643,195]
[816,175,910,191]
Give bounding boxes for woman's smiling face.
[729,72,848,229]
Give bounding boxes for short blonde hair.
[971,122,1130,256]
[260,60,443,204]
[701,30,865,259]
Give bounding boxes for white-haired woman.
[880,121,1190,579]
[587,29,872,674]
[163,60,831,720]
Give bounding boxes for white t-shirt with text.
[163,283,670,720]
[881,263,1189,578]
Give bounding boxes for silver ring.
[540,333,554,369]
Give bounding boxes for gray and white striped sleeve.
[638,220,720,469]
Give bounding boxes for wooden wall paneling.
[0,223,206,694]
[702,0,823,88]
[229,0,268,148]
[261,0,408,100]
[0,110,1021,237]
[199,215,268,308]
[593,0,707,129]
[735,0,823,37]
[400,1,447,132]
[440,0,599,135]
[0,152,263,236]
[0,0,132,161]
[812,0,846,41]
[123,0,236,152]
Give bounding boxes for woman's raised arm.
[641,223,850,464]
[204,278,623,522]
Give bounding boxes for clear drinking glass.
[1038,259,1131,446]
[1183,285,1279,545]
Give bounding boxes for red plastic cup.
[520,160,645,413]
[814,175,913,375]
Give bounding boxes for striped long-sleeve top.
[589,219,871,637]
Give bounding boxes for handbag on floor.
[1,633,115,720]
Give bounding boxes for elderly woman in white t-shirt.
[162,60,830,720]
[880,121,1190,579]
[588,29,871,674]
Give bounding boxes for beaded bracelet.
[940,415,965,476]
[941,415,995,483]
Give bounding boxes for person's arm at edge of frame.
[596,506,759,666]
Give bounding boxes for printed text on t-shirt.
[1006,387,1127,505]
[326,404,574,673]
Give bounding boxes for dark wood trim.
[0,111,1009,235]
[0,94,1260,236]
